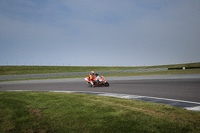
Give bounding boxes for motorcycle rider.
[89,71,98,87]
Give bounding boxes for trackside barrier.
[168,67,200,70]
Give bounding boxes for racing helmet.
[90,71,94,74]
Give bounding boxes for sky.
[0,0,200,66]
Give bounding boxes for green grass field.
[1,91,200,132]
[0,66,142,75]
[0,63,200,81]
[0,62,200,75]
[2,69,200,82]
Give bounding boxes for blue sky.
[0,0,200,66]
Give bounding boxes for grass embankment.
[0,66,142,75]
[0,62,200,75]
[103,69,200,77]
[1,91,200,132]
[0,63,200,81]
[1,69,200,82]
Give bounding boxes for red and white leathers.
[89,71,98,86]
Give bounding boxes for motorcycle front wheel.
[105,82,109,87]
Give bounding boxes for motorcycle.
[84,75,109,87]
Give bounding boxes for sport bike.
[84,75,109,87]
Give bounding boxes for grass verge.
[0,91,200,132]
[1,69,200,82]
[103,69,200,77]
[0,62,200,75]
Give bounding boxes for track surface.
[1,74,200,103]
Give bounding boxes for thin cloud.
[0,0,200,66]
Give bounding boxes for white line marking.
[185,106,200,111]
[49,91,75,93]
[138,95,200,105]
[98,92,200,105]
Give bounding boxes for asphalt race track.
[0,74,199,102]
